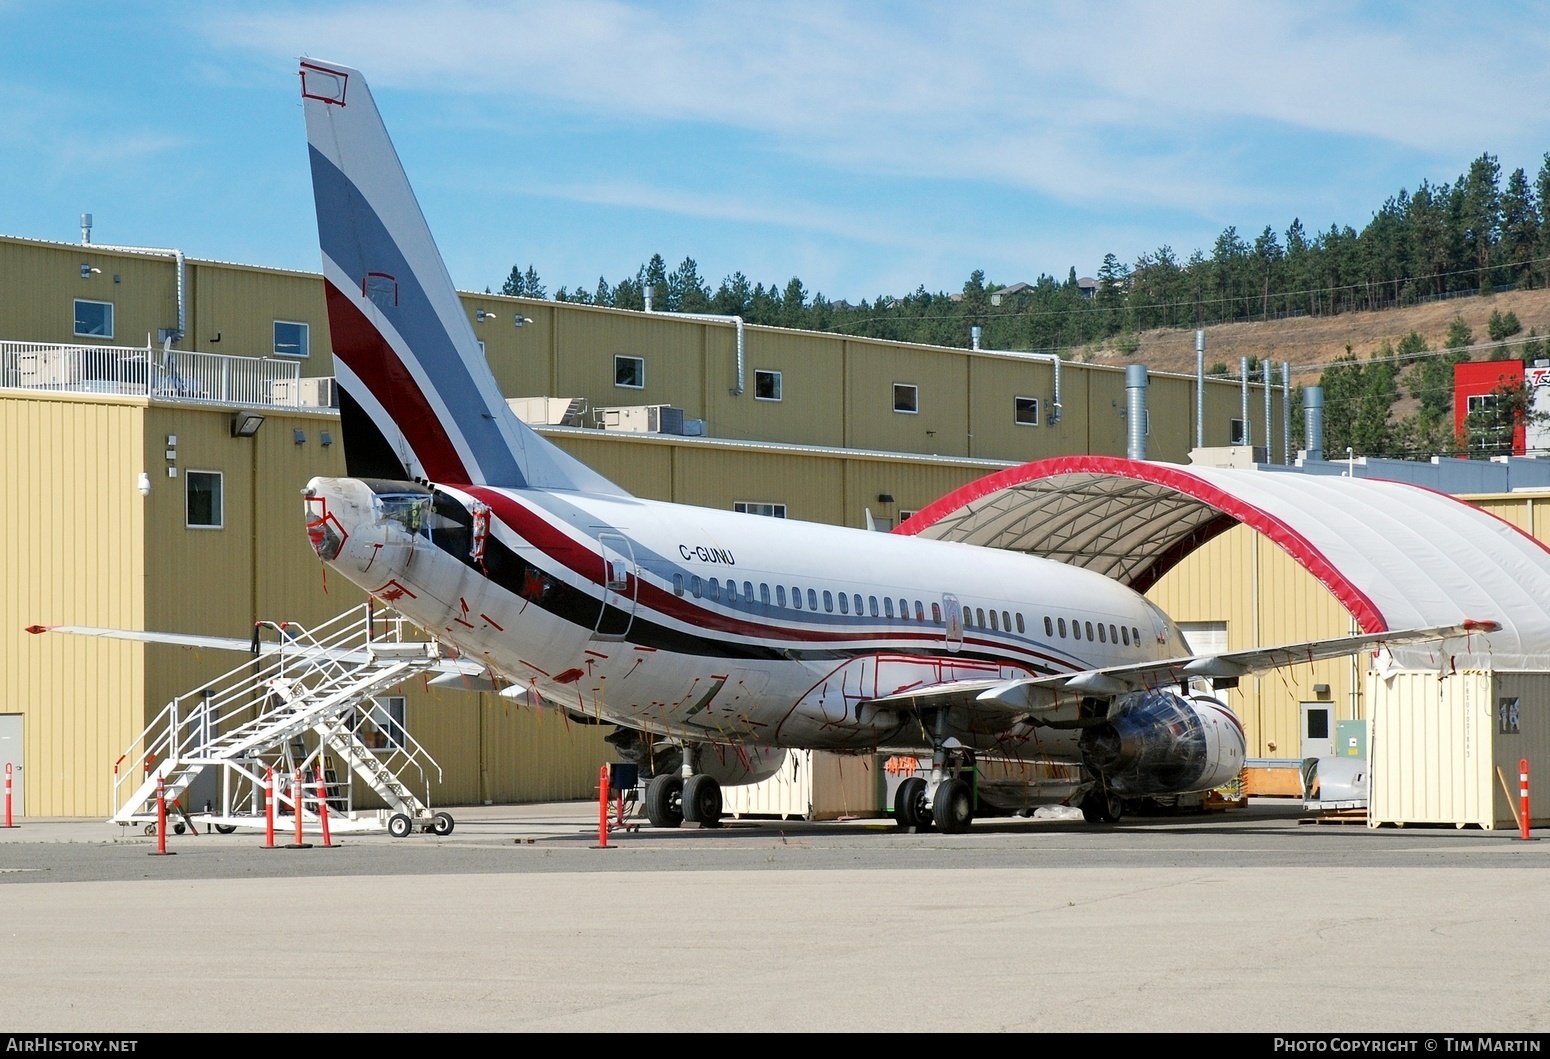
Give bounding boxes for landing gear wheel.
[432,811,455,836]
[214,824,237,835]
[1080,787,1123,824]
[894,776,930,830]
[173,822,187,835]
[682,775,723,828]
[645,774,684,829]
[932,776,974,834]
[387,813,413,838]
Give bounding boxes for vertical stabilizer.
[299,58,626,494]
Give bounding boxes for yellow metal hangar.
[2,228,1542,824]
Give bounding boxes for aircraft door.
[593,533,637,641]
[942,594,963,654]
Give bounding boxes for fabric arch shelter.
[899,456,1550,671]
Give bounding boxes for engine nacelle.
[1078,689,1245,796]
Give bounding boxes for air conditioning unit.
[507,396,587,426]
[593,404,685,434]
[272,376,339,408]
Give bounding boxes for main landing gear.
[894,722,977,835]
[1079,782,1124,824]
[644,770,724,829]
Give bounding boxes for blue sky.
[5,1,1550,305]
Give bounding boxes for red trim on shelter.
[897,456,1391,633]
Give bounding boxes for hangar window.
[73,299,113,338]
[274,320,310,358]
[615,355,645,389]
[1014,396,1040,426]
[361,695,407,751]
[1230,419,1247,445]
[734,501,787,518]
[893,383,918,414]
[186,471,223,529]
[755,370,782,401]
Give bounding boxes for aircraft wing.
[863,619,1500,723]
[25,624,496,688]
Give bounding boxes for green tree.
[1488,309,1522,342]
[500,264,545,298]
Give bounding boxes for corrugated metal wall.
[0,393,145,817]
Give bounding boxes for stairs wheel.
[432,812,455,836]
[387,813,413,838]
[214,824,237,835]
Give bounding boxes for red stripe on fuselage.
[324,281,469,482]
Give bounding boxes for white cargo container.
[722,750,882,821]
[1368,669,1550,830]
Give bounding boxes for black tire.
[933,777,974,834]
[682,775,723,828]
[387,812,413,838]
[1080,787,1123,824]
[432,811,455,836]
[173,822,186,835]
[214,824,237,835]
[645,774,684,829]
[894,776,928,830]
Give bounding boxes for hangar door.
[0,714,20,818]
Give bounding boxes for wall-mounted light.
[1313,683,1331,698]
[514,315,528,328]
[80,264,101,278]
[475,309,498,323]
[137,472,151,497]
[231,412,265,438]
[293,429,307,445]
[320,430,333,447]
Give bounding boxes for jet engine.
[1078,689,1245,796]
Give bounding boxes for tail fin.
[299,58,625,495]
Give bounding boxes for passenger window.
[1098,624,1106,643]
[1044,616,1053,636]
[1004,611,1012,632]
[915,601,925,621]
[1058,617,1067,637]
[760,583,771,605]
[691,576,702,598]
[709,581,721,602]
[808,588,818,610]
[793,586,803,608]
[822,590,833,612]
[884,597,895,618]
[898,598,909,619]
[776,585,786,607]
[1109,623,1118,644]
[869,596,879,617]
[989,610,998,632]
[726,579,737,603]
[745,581,754,602]
[1121,625,1130,646]
[931,602,942,623]
[853,594,863,615]
[838,592,849,615]
[1085,621,1094,640]
[976,608,985,628]
[674,574,684,597]
[1132,626,1141,646]
[1071,619,1081,640]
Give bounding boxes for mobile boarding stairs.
[113,604,453,838]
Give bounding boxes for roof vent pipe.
[643,284,653,313]
[644,285,748,395]
[79,219,185,346]
[1125,363,1148,461]
[1282,361,1292,466]
[1263,360,1273,462]
[1195,330,1205,448]
[970,325,981,351]
[1304,385,1324,462]
[1239,357,1251,447]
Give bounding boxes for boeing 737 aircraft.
[281,58,1487,833]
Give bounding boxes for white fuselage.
[306,476,1187,759]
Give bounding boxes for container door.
[1301,703,1334,759]
[0,714,21,818]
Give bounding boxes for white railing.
[0,341,304,409]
